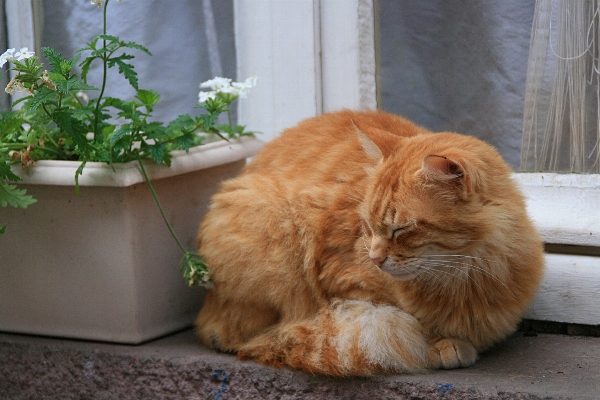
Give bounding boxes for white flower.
[200,76,232,91]
[198,76,257,101]
[0,48,16,68]
[231,76,258,98]
[91,0,102,6]
[217,85,237,95]
[15,47,35,61]
[198,90,217,103]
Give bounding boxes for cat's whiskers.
[409,255,508,289]
[416,264,471,289]
[424,254,498,267]
[421,254,501,276]
[417,261,485,293]
[417,261,472,281]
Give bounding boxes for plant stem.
[0,143,30,150]
[136,158,187,254]
[93,0,110,141]
[227,108,233,136]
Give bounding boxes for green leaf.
[215,123,234,135]
[54,76,98,94]
[0,162,22,182]
[28,87,58,110]
[0,182,37,208]
[140,122,166,139]
[135,89,160,109]
[196,97,227,114]
[79,57,94,82]
[77,36,100,53]
[0,112,27,141]
[0,224,6,234]
[42,47,66,71]
[147,143,167,164]
[98,34,120,44]
[165,114,194,135]
[42,47,77,77]
[74,161,86,197]
[109,57,139,89]
[108,126,132,147]
[52,110,95,157]
[123,41,152,56]
[10,57,43,80]
[198,112,221,132]
[112,100,141,121]
[173,132,197,151]
[11,96,31,108]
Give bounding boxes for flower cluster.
[0,47,35,68]
[198,76,257,103]
[1,48,37,96]
[91,0,121,7]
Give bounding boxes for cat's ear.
[352,120,398,161]
[421,155,472,199]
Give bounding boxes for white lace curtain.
[521,0,600,173]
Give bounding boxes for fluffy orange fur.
[195,110,544,376]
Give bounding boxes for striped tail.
[237,299,429,376]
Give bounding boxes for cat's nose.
[369,253,387,267]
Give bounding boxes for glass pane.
[41,0,236,123]
[378,1,535,168]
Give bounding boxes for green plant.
[0,0,256,286]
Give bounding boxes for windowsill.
[1,328,599,399]
[514,172,600,325]
[513,172,600,247]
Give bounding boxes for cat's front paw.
[428,338,478,369]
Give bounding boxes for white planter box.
[0,137,263,344]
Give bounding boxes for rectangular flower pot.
[0,137,263,344]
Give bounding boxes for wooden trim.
[514,173,600,247]
[234,0,377,142]
[515,173,600,325]
[524,253,600,325]
[5,0,43,105]
[320,0,377,113]
[234,0,322,143]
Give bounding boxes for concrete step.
[1,328,598,399]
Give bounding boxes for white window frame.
[5,0,43,104]
[234,0,600,326]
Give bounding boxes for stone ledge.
[1,329,598,399]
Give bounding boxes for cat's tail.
[237,299,429,376]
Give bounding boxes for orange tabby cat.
[195,109,544,376]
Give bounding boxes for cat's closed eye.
[392,226,409,238]
[392,222,415,238]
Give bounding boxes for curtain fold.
[378,1,534,168]
[521,0,600,173]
